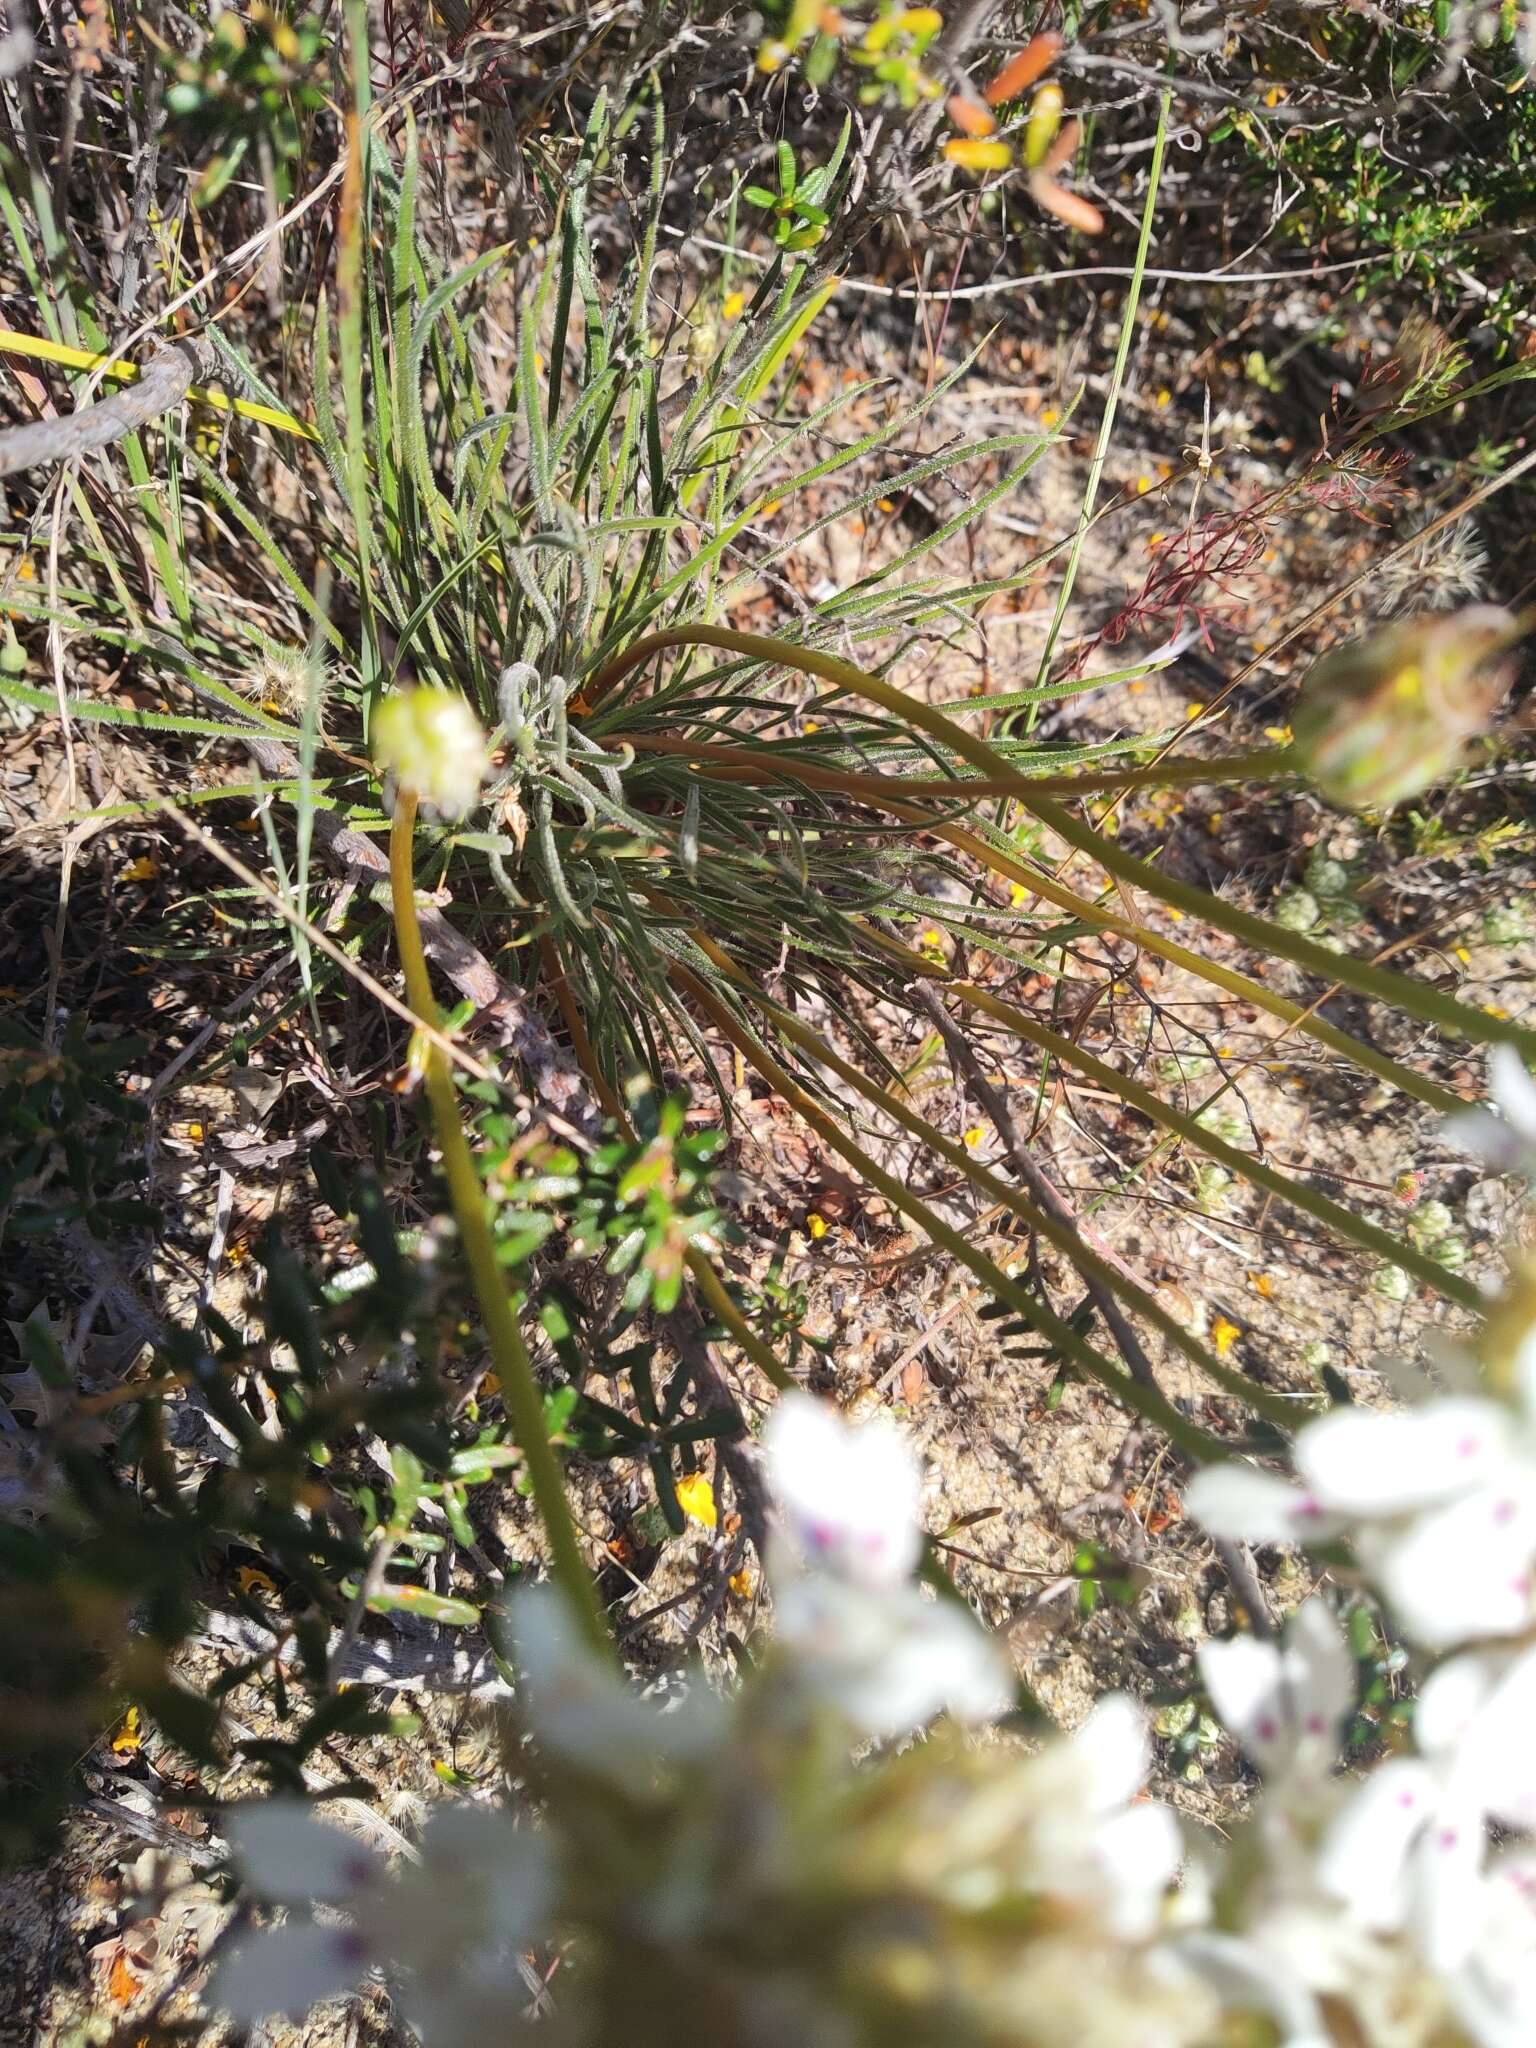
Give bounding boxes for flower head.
[1291,604,1516,812]
[771,1567,1013,1737]
[1186,1295,1536,1653]
[211,1797,549,2039]
[762,1392,1013,1735]
[372,686,490,819]
[764,1391,921,1587]
[1199,1596,1356,1784]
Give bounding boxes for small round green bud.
[372,687,490,819]
[1273,887,1320,933]
[1292,604,1516,812]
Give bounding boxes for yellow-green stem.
[388,794,609,1657]
[623,730,1295,801]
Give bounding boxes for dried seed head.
[1292,604,1518,812]
[248,643,324,719]
[372,687,490,819]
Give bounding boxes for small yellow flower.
[1136,474,1153,495]
[1211,1315,1242,1359]
[1039,405,1061,429]
[962,1126,985,1149]
[109,1706,142,1757]
[918,925,947,963]
[728,1565,755,1600]
[1154,388,1171,409]
[1248,1272,1276,1300]
[674,1470,718,1528]
[184,1122,205,1142]
[120,856,160,883]
[807,1211,830,1240]
[944,137,1013,173]
[373,687,490,819]
[1263,725,1293,744]
[1009,881,1030,907]
[722,289,746,321]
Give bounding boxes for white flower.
[772,1569,1013,1739]
[506,1583,724,1791]
[763,1392,921,1586]
[211,1797,549,2040]
[1177,1931,1333,2048]
[1315,1645,1536,1974]
[1445,1045,1536,1181]
[1198,1596,1356,1784]
[761,1393,1013,1737]
[1447,1849,1536,2048]
[1186,1359,1536,1650]
[372,686,490,819]
[1028,1694,1184,1941]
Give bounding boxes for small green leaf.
[367,1584,480,1627]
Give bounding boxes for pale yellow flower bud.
[1292,604,1516,813]
[372,687,490,819]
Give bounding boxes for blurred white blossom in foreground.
[1186,1278,1536,1650]
[213,1393,1204,2046]
[1184,1266,1536,2046]
[213,1314,1536,2048]
[214,1801,548,2036]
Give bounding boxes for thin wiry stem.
[389,792,610,1658]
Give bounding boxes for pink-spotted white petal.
[225,1800,382,1906]
[1316,1758,1437,1930]
[1183,1463,1328,1545]
[1199,1598,1354,1779]
[1410,1793,1488,1973]
[1369,1488,1536,1649]
[211,1920,367,2023]
[764,1393,922,1587]
[1293,1399,1512,1518]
